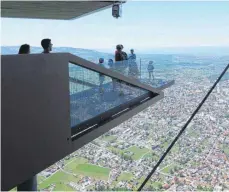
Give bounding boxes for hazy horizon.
[1,45,229,56]
[1,1,229,51]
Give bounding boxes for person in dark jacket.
[120,45,128,61]
[115,44,123,62]
[115,44,125,73]
[114,45,124,95]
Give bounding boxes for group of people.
[18,40,154,95]
[97,44,155,93]
[98,44,139,79]
[115,44,155,80]
[115,44,139,78]
[97,45,137,94]
[18,38,53,54]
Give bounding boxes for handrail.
[68,53,162,95]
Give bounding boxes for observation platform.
[1,53,174,191]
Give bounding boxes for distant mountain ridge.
[140,46,229,56]
[1,46,229,63]
[1,46,114,62]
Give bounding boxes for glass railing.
[103,58,175,89]
[68,62,152,137]
[37,55,229,191]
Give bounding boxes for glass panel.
[142,65,229,191]
[104,58,175,89]
[69,62,149,130]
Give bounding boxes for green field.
[143,152,153,159]
[160,164,177,174]
[38,170,78,190]
[162,141,170,150]
[101,135,117,142]
[221,144,229,156]
[125,146,150,160]
[143,152,160,162]
[64,156,75,165]
[108,146,124,155]
[64,157,110,180]
[52,182,75,191]
[171,144,179,153]
[117,172,134,181]
[38,157,110,191]
[39,163,110,190]
[38,175,46,184]
[151,181,163,188]
[72,164,110,180]
[64,157,88,171]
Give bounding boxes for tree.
[197,185,202,190]
[170,169,174,174]
[97,185,105,191]
[174,166,179,172]
[158,183,163,190]
[148,185,156,191]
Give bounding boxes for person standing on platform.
[128,49,139,79]
[98,58,105,93]
[114,45,124,95]
[120,44,128,61]
[108,59,117,91]
[148,61,155,80]
[129,49,136,61]
[115,44,123,62]
[18,44,31,54]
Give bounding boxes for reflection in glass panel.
[105,58,174,89]
[69,62,149,134]
[142,67,229,191]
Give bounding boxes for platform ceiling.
[1,1,124,20]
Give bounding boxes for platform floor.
[70,81,147,127]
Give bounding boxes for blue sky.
[1,1,229,52]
